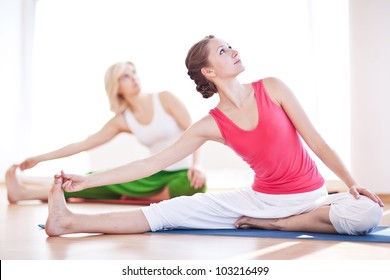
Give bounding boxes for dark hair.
[185,35,218,98]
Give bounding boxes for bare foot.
[235,216,277,230]
[5,165,27,204]
[45,176,73,237]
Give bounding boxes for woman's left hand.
[349,185,384,207]
[187,167,206,189]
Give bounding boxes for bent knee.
[168,181,207,198]
[330,195,383,235]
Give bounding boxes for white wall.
[0,0,91,179]
[3,0,388,194]
[20,0,330,180]
[0,0,26,176]
[350,0,390,194]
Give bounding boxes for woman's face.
[117,64,141,97]
[205,38,245,79]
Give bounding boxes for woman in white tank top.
[5,61,207,204]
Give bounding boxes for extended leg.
[235,206,337,233]
[45,176,151,237]
[5,165,50,203]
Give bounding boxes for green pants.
[64,169,206,199]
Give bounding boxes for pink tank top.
[209,79,324,194]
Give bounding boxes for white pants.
[142,186,383,235]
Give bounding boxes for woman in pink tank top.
[44,36,383,237]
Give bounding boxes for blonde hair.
[104,61,136,113]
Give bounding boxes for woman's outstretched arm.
[60,115,221,192]
[19,115,129,170]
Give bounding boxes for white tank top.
[123,93,192,171]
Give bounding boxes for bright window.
[21,0,350,179]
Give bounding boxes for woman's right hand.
[59,170,88,192]
[19,157,40,171]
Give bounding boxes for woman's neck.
[216,80,251,109]
[124,92,149,112]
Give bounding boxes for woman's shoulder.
[261,76,286,88]
[246,77,287,96]
[157,90,174,99]
[248,76,281,87]
[261,77,293,105]
[107,112,131,132]
[190,114,224,143]
[243,77,285,106]
[157,90,178,105]
[157,90,188,113]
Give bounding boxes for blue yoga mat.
[152,226,390,243]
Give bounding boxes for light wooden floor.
[1,184,390,260]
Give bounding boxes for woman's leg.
[5,165,51,203]
[97,169,206,200]
[85,171,172,200]
[236,193,383,235]
[6,167,206,204]
[64,186,122,200]
[235,206,337,233]
[166,170,207,198]
[5,165,123,203]
[45,177,151,237]
[60,171,172,201]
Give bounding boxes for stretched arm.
[61,115,220,192]
[263,77,383,206]
[160,91,206,188]
[19,114,129,170]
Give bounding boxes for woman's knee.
[168,174,207,198]
[330,196,383,235]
